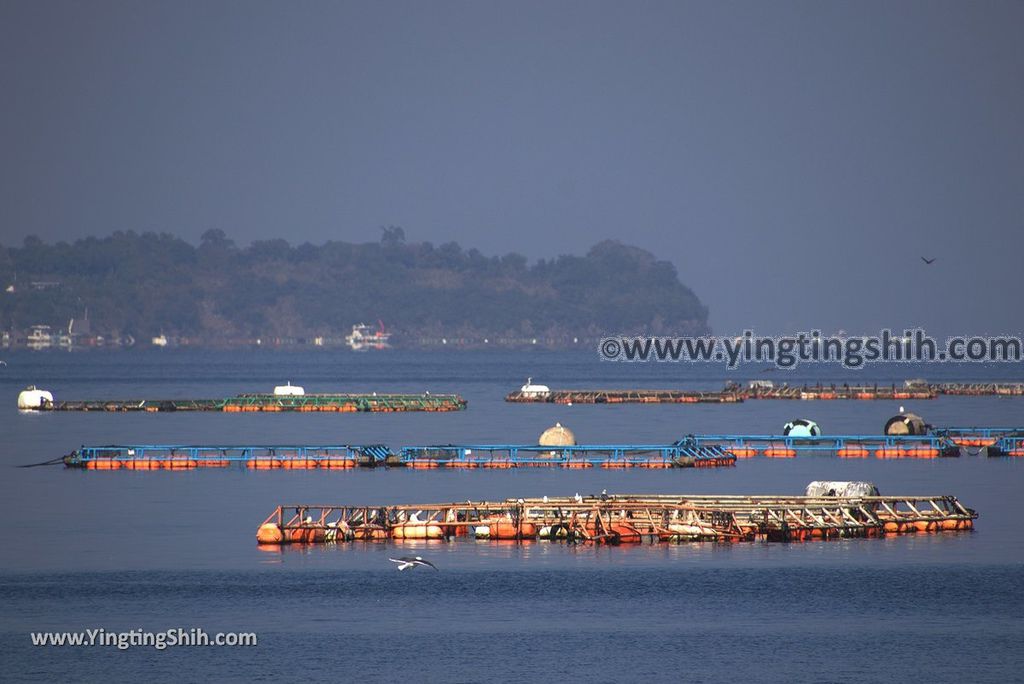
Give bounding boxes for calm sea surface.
[1,350,1022,682]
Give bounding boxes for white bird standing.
[389,556,439,571]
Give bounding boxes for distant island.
[0,229,709,349]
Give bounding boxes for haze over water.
[0,350,1022,682]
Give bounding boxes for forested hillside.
[0,229,709,346]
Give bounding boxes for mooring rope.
[16,455,68,468]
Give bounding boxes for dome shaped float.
[884,412,927,436]
[783,419,821,437]
[539,422,576,447]
[17,385,53,410]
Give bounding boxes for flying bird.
[389,555,438,571]
[921,257,936,265]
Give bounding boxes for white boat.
[26,325,53,350]
[346,323,391,351]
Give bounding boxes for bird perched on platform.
[389,556,438,571]
[921,257,936,264]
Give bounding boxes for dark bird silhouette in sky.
[921,257,936,264]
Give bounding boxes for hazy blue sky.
[1,1,1021,336]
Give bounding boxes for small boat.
[346,322,391,351]
[26,325,53,350]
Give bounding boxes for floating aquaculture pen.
[399,443,735,468]
[63,444,395,469]
[32,392,466,413]
[505,388,744,404]
[678,428,1022,458]
[255,490,978,545]
[506,382,1024,404]
[60,441,736,469]
[60,428,1024,469]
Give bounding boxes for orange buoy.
[256,523,284,544]
[764,447,796,459]
[883,521,900,533]
[837,446,869,458]
[165,458,197,470]
[407,460,440,469]
[487,521,538,539]
[127,459,161,470]
[914,520,936,533]
[728,446,758,458]
[482,460,515,469]
[874,446,902,459]
[352,527,389,541]
[600,461,632,468]
[445,461,478,468]
[287,527,326,544]
[904,446,939,459]
[322,458,358,468]
[282,458,314,469]
[86,458,122,470]
[391,523,445,539]
[247,458,282,469]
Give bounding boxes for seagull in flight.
[389,555,438,571]
[920,257,936,265]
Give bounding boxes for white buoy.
[17,385,53,410]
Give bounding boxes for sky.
[1,1,1021,336]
